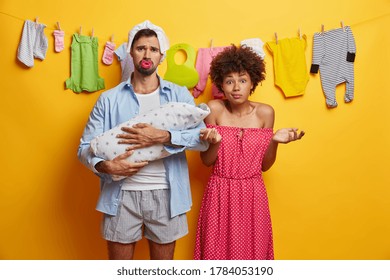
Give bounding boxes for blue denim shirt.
[77,76,209,217]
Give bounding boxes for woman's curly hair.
[209,45,266,94]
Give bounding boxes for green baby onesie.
[66,34,105,93]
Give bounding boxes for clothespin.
[274,32,278,44]
[35,17,39,28]
[210,38,214,48]
[298,27,302,39]
[321,24,325,34]
[56,21,61,31]
[111,34,115,43]
[91,27,94,38]
[79,26,82,35]
[341,20,345,31]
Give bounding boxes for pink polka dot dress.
[194,124,274,260]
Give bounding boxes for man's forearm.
[156,130,171,145]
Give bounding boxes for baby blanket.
[90,102,210,175]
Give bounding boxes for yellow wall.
[1,0,389,260]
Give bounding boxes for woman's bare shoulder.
[253,102,274,116]
[253,102,275,127]
[207,99,226,112]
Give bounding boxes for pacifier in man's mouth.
[141,60,153,69]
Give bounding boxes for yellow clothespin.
[91,27,94,38]
[79,26,82,35]
[274,32,278,44]
[321,24,325,34]
[210,38,214,48]
[298,27,302,39]
[111,34,115,43]
[35,17,39,28]
[341,20,345,31]
[56,21,61,31]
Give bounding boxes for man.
[77,20,208,260]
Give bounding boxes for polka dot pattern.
[194,124,274,260]
[89,102,210,181]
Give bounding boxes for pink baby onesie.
[193,46,227,99]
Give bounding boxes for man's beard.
[135,63,157,76]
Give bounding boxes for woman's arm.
[199,100,223,166]
[260,105,277,171]
[263,128,305,171]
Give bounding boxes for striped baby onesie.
[310,26,356,108]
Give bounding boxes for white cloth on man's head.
[126,20,170,61]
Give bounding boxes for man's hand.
[117,123,171,149]
[95,150,148,177]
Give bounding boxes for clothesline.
[2,10,375,104]
[1,10,389,43]
[0,11,113,43]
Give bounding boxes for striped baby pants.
[310,26,356,108]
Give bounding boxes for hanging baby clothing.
[310,26,356,108]
[65,34,105,93]
[241,38,266,59]
[17,20,48,67]
[193,46,227,99]
[114,43,134,82]
[53,30,65,53]
[266,35,309,97]
[102,41,116,65]
[164,43,199,89]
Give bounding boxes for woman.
[194,45,304,260]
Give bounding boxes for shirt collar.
[124,74,172,93]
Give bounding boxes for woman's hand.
[200,128,222,144]
[273,128,305,143]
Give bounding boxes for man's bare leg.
[148,240,176,260]
[107,241,136,260]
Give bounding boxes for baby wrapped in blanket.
[90,102,210,180]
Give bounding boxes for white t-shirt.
[121,87,169,190]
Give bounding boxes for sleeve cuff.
[347,52,356,62]
[310,64,319,73]
[90,158,104,174]
[164,130,186,154]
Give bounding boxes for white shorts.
[101,189,188,244]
